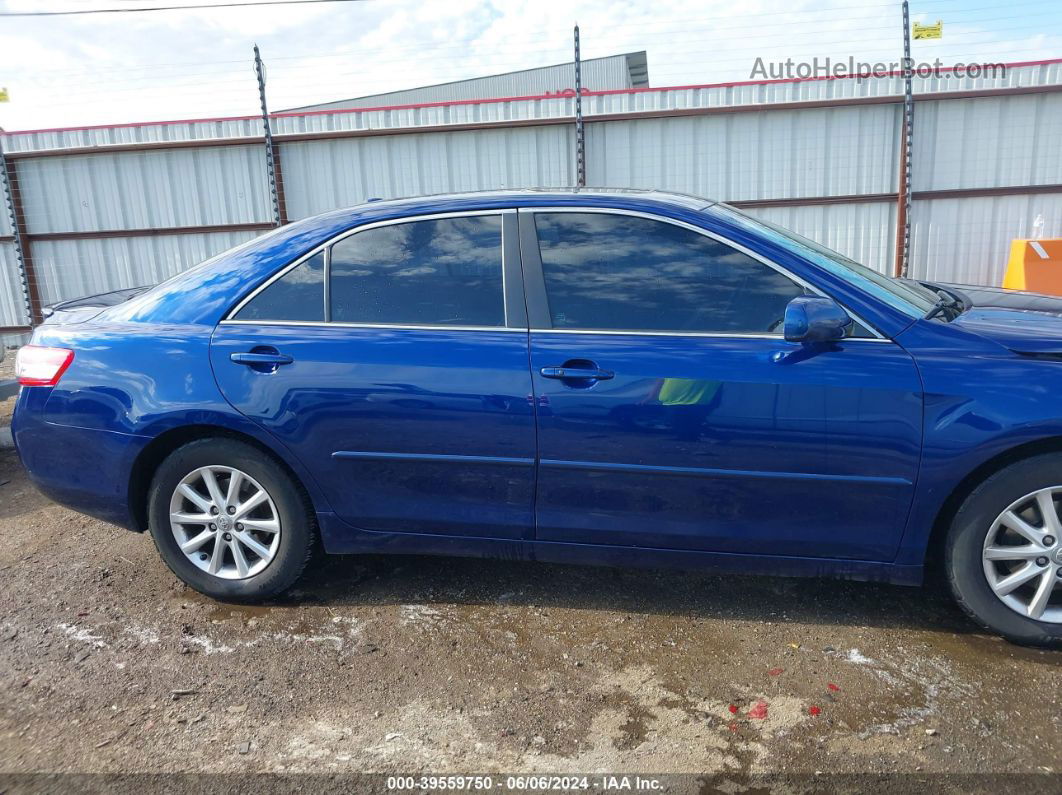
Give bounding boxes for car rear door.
[521,208,923,561]
[210,210,536,540]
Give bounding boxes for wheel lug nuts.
[222,532,232,541]
[236,523,244,531]
[1036,556,1049,566]
[209,523,217,531]
[227,506,236,515]
[210,506,219,515]
[1043,535,1056,546]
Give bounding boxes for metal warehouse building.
[1,56,1060,342]
[282,51,649,112]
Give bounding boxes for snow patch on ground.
[56,622,108,649]
[123,626,160,644]
[844,648,876,665]
[852,649,966,738]
[186,616,365,655]
[185,635,236,655]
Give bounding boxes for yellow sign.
[0,87,8,103]
[913,20,943,40]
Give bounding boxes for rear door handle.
[540,366,614,381]
[230,352,293,366]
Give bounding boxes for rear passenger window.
[234,252,324,322]
[534,213,807,334]
[330,215,504,327]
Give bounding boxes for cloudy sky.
[0,0,1059,131]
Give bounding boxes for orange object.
[1002,239,1062,294]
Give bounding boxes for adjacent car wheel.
[148,438,316,601]
[947,454,1062,646]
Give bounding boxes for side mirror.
[783,296,852,343]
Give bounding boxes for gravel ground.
[0,436,1060,788]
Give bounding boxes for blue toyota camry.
[13,189,1062,646]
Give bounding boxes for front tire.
[147,438,316,601]
[947,454,1062,647]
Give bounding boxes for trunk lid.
[42,286,152,326]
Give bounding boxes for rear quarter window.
[233,252,325,322]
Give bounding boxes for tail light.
[15,345,75,387]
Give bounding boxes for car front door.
[210,210,536,540]
[522,209,923,561]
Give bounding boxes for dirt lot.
[0,413,1060,787]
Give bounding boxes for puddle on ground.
[922,629,1062,667]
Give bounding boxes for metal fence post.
[574,25,586,188]
[894,0,914,278]
[254,44,287,227]
[0,135,43,326]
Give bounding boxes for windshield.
[713,204,939,318]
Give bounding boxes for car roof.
[340,188,717,214]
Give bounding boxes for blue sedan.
[12,190,1062,646]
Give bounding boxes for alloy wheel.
[983,486,1062,623]
[168,465,281,580]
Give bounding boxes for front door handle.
[230,352,294,366]
[540,366,614,381]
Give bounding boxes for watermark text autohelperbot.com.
[750,57,1007,80]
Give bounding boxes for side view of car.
[12,189,1062,646]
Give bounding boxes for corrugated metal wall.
[31,231,260,306]
[0,181,28,339]
[17,147,272,234]
[0,242,28,328]
[1,60,1060,334]
[0,192,10,238]
[912,93,1062,192]
[905,90,1062,284]
[280,125,576,219]
[587,104,897,200]
[2,118,264,154]
[910,194,1062,286]
[743,202,897,276]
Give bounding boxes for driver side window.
[534,212,808,334]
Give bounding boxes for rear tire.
[946,454,1062,647]
[147,437,316,602]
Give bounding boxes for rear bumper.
[13,391,148,530]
